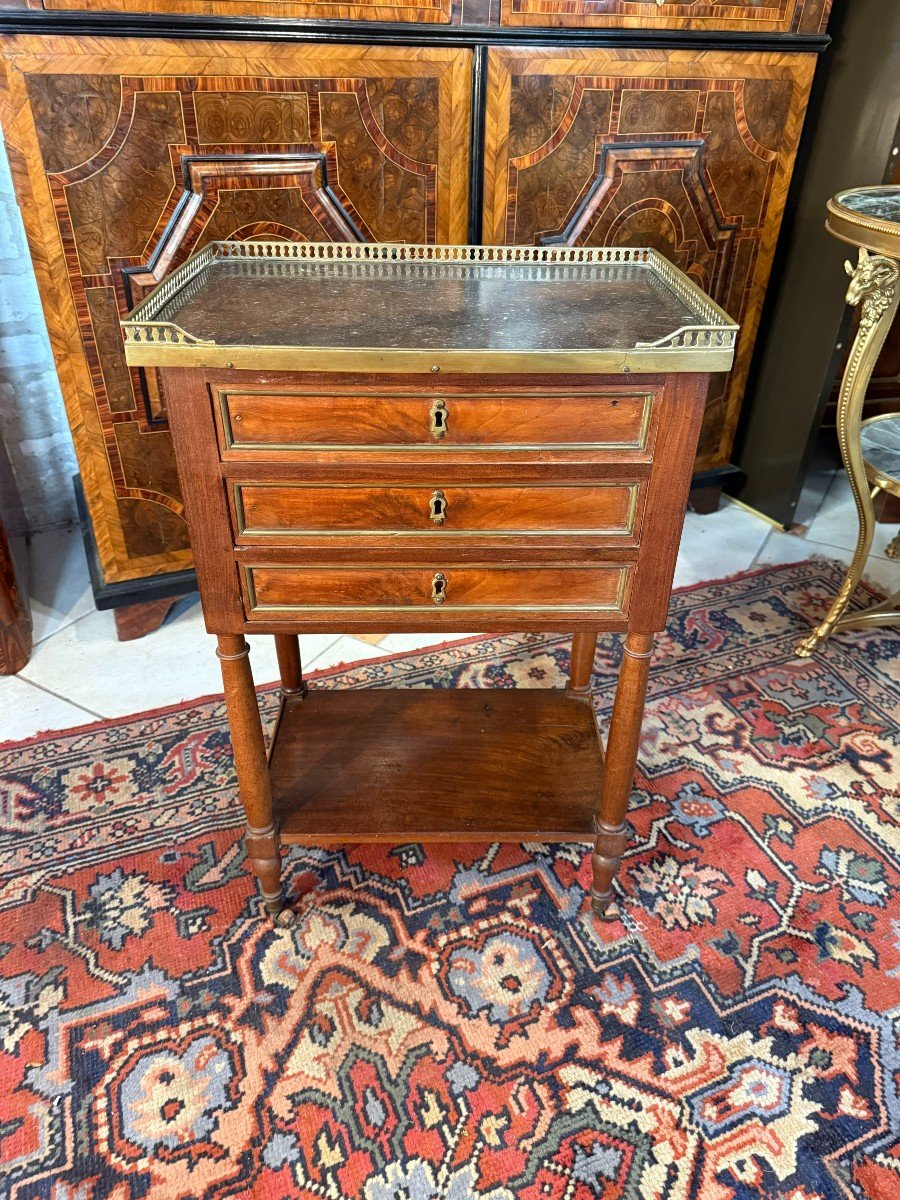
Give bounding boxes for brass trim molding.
[826,189,900,259]
[122,241,738,374]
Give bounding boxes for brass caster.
[274,907,297,929]
[886,534,900,560]
[590,888,619,921]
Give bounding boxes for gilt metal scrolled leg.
[797,249,900,656]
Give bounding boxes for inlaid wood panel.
[500,0,831,33]
[11,0,831,29]
[41,0,452,22]
[0,37,471,584]
[483,48,815,470]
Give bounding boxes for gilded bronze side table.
[796,186,900,657]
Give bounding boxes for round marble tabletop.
[826,185,900,257]
[861,416,900,495]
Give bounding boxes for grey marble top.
[837,186,900,228]
[861,417,900,485]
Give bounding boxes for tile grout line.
[16,676,106,721]
[807,466,840,526]
[749,527,774,570]
[299,635,346,672]
[33,606,98,649]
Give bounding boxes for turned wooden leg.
[217,634,289,922]
[567,631,598,700]
[591,632,655,919]
[274,633,307,697]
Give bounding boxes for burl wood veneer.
[15,0,832,32]
[0,37,471,586]
[483,47,816,473]
[499,0,831,33]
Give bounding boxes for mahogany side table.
[122,242,736,923]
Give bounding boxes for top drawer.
[216,387,655,458]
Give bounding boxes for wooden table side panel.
[161,367,245,632]
[630,372,710,632]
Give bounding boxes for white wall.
[0,136,78,536]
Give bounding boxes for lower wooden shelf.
[269,688,604,843]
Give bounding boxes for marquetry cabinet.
[0,0,832,629]
[482,47,816,472]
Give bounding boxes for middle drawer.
[230,480,643,543]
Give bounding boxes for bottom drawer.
[243,563,629,616]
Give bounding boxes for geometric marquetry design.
[484,49,817,471]
[541,141,739,309]
[500,0,832,34]
[44,0,453,20]
[0,39,471,583]
[120,153,364,428]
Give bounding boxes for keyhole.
[429,489,447,525]
[431,572,447,604]
[430,399,448,440]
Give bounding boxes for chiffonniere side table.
[122,242,736,924]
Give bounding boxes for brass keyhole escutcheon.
[430,399,448,440]
[429,489,448,525]
[431,572,447,604]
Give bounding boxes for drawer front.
[243,563,629,615]
[218,389,654,454]
[233,481,641,539]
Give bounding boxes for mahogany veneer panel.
[269,688,603,843]
[483,47,815,472]
[0,37,471,585]
[233,481,641,538]
[242,562,630,615]
[500,0,831,34]
[218,387,655,455]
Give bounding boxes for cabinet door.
[1,38,471,586]
[483,48,815,472]
[498,0,831,33]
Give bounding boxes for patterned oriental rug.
[1,560,898,1200]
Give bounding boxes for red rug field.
[1,560,898,1200]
